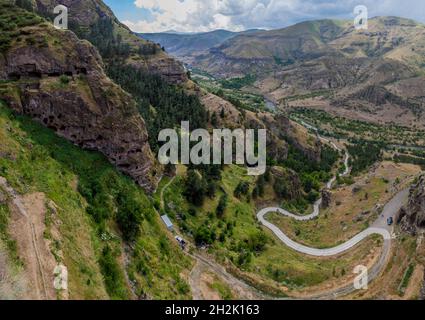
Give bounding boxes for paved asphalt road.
[256,132,406,257]
[257,189,408,257]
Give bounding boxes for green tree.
[194,225,216,245]
[116,190,144,242]
[184,170,206,206]
[15,0,33,11]
[216,194,228,218]
[234,181,250,198]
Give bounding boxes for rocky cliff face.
[270,114,321,163]
[34,0,322,168]
[270,166,303,201]
[193,86,322,164]
[321,189,332,209]
[194,87,288,163]
[34,0,188,84]
[398,175,425,235]
[0,9,160,192]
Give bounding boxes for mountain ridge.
[34,0,189,84]
[194,16,425,75]
[139,29,263,60]
[188,16,425,128]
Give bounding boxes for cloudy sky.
[104,0,425,33]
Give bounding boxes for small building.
[161,215,174,231]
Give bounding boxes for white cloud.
[129,0,238,32]
[125,0,425,33]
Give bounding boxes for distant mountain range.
[139,29,263,59]
[193,17,425,76]
[145,17,425,128]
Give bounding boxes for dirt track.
[0,177,57,300]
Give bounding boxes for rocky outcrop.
[0,20,160,192]
[271,114,322,163]
[398,175,425,235]
[266,135,289,163]
[35,0,116,28]
[351,86,404,106]
[321,189,332,209]
[198,91,321,164]
[34,0,188,84]
[196,89,290,163]
[271,166,303,201]
[133,55,188,85]
[338,85,422,115]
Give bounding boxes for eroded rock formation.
[398,175,425,235]
[34,0,188,84]
[271,166,303,201]
[0,23,160,192]
[321,189,332,209]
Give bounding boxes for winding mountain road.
[160,127,409,298]
[257,193,405,257]
[253,127,412,298]
[256,129,402,258]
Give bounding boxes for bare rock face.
[0,24,160,193]
[131,55,188,85]
[35,0,116,27]
[192,82,322,166]
[273,114,321,163]
[34,0,188,84]
[244,111,321,164]
[196,88,289,163]
[398,175,425,235]
[271,166,303,201]
[321,189,332,209]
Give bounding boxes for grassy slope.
[0,101,192,299]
